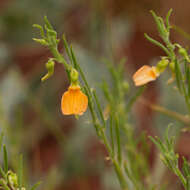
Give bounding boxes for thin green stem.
[144,33,171,56]
[62,34,73,65]
[49,46,70,71]
[115,115,122,165]
[92,90,106,127]
[113,160,128,190]
[70,46,91,94]
[173,167,186,188]
[110,114,115,156]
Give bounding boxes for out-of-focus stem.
[113,160,128,190]
[140,98,190,125]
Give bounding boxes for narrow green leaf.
[32,24,45,38]
[115,116,122,164]
[3,145,8,173]
[149,136,164,152]
[70,46,78,70]
[185,61,189,80]
[185,62,190,96]
[150,10,165,36]
[110,114,115,156]
[166,9,173,31]
[29,181,42,190]
[124,163,135,186]
[175,60,188,105]
[144,33,170,56]
[182,157,190,178]
[46,27,57,37]
[61,34,73,65]
[44,16,53,30]
[92,90,106,127]
[18,155,23,190]
[187,177,190,190]
[0,133,4,150]
[83,87,98,134]
[175,59,182,93]
[154,136,167,152]
[70,47,91,94]
[32,38,48,46]
[101,81,113,103]
[165,125,171,151]
[158,17,168,37]
[0,166,6,179]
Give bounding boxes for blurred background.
[1,0,190,189]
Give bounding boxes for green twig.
[144,33,170,56]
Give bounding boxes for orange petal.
[133,65,158,86]
[61,86,88,115]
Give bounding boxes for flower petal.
[61,86,88,115]
[133,65,158,86]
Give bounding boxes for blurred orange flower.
[133,65,160,86]
[61,85,88,115]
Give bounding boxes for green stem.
[50,46,70,71]
[92,90,106,127]
[71,49,128,189]
[144,33,171,56]
[70,47,91,94]
[175,168,186,188]
[115,115,122,165]
[113,160,128,190]
[110,114,115,156]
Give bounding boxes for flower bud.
[156,58,169,73]
[169,61,175,72]
[178,47,187,56]
[41,58,55,82]
[122,81,129,92]
[7,171,18,188]
[70,68,79,85]
[178,47,190,62]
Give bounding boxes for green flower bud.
[122,81,129,92]
[178,47,186,56]
[178,47,190,62]
[46,59,55,70]
[7,171,18,188]
[169,61,175,72]
[32,38,48,46]
[156,58,169,73]
[41,58,55,82]
[70,68,79,85]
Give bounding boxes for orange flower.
[133,65,160,86]
[61,85,88,115]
